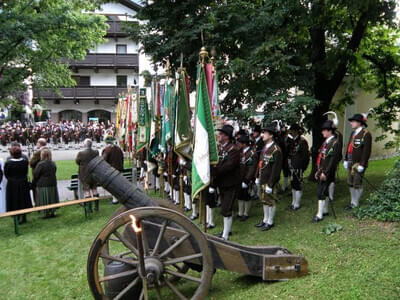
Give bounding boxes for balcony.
[33,86,128,100]
[67,53,138,71]
[105,20,134,37]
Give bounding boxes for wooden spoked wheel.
[87,207,214,300]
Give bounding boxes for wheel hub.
[144,257,164,284]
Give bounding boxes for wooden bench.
[67,168,139,199]
[0,196,111,235]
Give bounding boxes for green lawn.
[1,157,399,299]
[48,159,134,180]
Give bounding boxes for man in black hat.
[251,125,264,155]
[312,120,341,222]
[237,134,258,221]
[254,125,282,231]
[212,124,241,240]
[343,114,372,210]
[287,124,309,210]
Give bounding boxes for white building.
[34,0,150,124]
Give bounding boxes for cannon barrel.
[87,156,158,209]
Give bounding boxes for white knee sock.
[184,193,191,209]
[291,189,296,206]
[353,188,363,207]
[317,200,325,219]
[238,200,244,216]
[263,205,269,223]
[267,206,276,225]
[173,190,179,204]
[207,206,215,226]
[192,203,197,217]
[294,190,302,209]
[155,177,160,189]
[350,187,356,206]
[329,182,335,200]
[244,201,251,216]
[222,216,232,240]
[323,197,329,214]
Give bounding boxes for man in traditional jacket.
[251,125,265,155]
[102,135,124,204]
[212,124,241,240]
[312,120,342,222]
[287,124,309,210]
[255,126,282,231]
[343,114,372,210]
[237,134,258,221]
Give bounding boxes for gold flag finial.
[199,46,208,66]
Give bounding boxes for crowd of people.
[144,113,372,241]
[0,119,116,147]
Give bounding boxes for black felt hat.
[237,134,250,144]
[348,113,368,127]
[253,124,262,133]
[262,125,277,135]
[321,120,336,131]
[217,124,234,138]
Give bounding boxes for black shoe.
[255,221,265,228]
[311,216,323,223]
[323,212,329,217]
[236,214,242,219]
[184,207,190,212]
[206,224,215,229]
[240,215,249,222]
[345,204,354,210]
[214,231,223,238]
[190,214,199,220]
[262,223,274,231]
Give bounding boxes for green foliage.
[354,159,400,221]
[321,223,343,235]
[129,0,397,134]
[140,70,152,87]
[0,0,107,107]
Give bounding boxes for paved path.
[57,180,112,202]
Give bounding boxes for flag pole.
[199,46,209,233]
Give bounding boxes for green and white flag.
[191,65,219,199]
[136,88,150,152]
[161,80,173,153]
[174,70,192,160]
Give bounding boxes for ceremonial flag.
[136,88,150,152]
[161,80,173,153]
[174,69,192,160]
[211,70,221,120]
[191,65,219,199]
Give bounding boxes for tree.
[129,0,398,176]
[0,0,107,107]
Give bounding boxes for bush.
[354,159,400,221]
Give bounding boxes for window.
[72,76,90,87]
[116,44,127,54]
[117,75,127,87]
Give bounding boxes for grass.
[1,157,399,299]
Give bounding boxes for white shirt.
[265,141,274,149]
[243,146,250,154]
[325,135,335,144]
[354,127,363,135]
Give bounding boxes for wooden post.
[159,167,165,199]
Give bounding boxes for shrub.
[354,159,400,221]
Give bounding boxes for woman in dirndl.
[33,148,59,218]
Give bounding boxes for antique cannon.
[86,157,309,300]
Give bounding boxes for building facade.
[33,1,144,124]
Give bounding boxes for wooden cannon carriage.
[87,156,308,300]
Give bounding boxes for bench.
[67,168,139,199]
[0,196,112,235]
